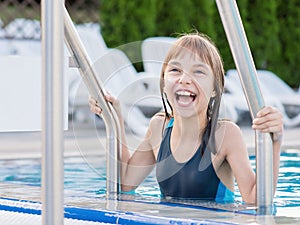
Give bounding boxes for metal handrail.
[63,7,121,199]
[41,0,64,224]
[216,0,273,215]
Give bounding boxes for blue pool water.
[0,152,299,210]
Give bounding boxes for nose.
[178,72,192,84]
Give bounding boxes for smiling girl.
[89,32,283,203]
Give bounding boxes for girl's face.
[163,51,215,118]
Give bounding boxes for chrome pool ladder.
[63,7,122,199]
[41,1,274,225]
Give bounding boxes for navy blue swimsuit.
[156,118,234,202]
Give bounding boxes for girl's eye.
[195,70,205,75]
[168,67,181,73]
[171,68,179,72]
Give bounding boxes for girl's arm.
[89,95,158,192]
[224,106,283,203]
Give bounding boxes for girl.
[89,32,283,203]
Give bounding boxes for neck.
[172,114,208,139]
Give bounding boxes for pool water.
[274,152,300,208]
[0,152,299,212]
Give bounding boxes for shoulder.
[215,119,245,155]
[146,113,170,150]
[149,112,170,132]
[216,119,242,135]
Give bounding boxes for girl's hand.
[252,106,284,142]
[88,94,122,117]
[89,95,102,116]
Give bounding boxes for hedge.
[100,0,300,88]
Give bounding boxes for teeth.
[176,91,196,97]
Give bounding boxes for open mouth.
[175,90,196,105]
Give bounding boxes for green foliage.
[99,0,300,87]
[155,0,194,36]
[245,0,281,70]
[100,0,157,46]
[211,1,234,72]
[100,0,157,70]
[189,0,216,37]
[277,0,300,87]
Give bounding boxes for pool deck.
[0,117,299,159]
[0,182,300,225]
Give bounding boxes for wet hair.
[159,32,225,154]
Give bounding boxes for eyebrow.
[168,60,209,69]
[193,63,209,69]
[167,61,181,66]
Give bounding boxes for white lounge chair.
[141,36,177,76]
[257,70,300,127]
[67,26,162,136]
[67,23,109,123]
[225,70,284,124]
[91,48,162,136]
[225,69,300,127]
